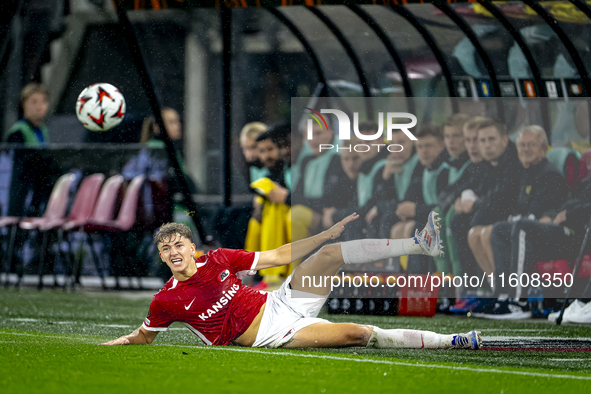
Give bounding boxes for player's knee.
[467,228,479,246]
[318,243,342,261]
[344,325,373,346]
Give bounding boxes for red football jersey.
[142,248,268,346]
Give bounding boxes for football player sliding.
[102,211,481,350]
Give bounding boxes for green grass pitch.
[1,288,590,394]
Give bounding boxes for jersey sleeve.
[142,297,173,332]
[218,248,260,279]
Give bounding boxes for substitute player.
[102,211,481,349]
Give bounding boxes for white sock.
[340,238,422,265]
[367,327,455,349]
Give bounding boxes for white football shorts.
[252,272,329,348]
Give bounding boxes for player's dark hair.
[415,123,443,140]
[256,130,281,146]
[267,122,291,148]
[154,222,193,246]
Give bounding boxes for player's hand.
[396,201,416,220]
[324,212,359,240]
[365,206,378,225]
[539,216,552,223]
[268,183,288,204]
[461,199,475,213]
[553,210,567,225]
[100,336,131,345]
[453,198,463,214]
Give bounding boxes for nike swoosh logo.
[184,298,196,310]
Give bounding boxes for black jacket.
[512,158,568,219]
[291,154,352,212]
[371,156,425,221]
[551,177,591,234]
[471,141,522,226]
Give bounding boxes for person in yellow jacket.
[244,127,292,289]
[4,83,50,146]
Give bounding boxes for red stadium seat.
[578,254,591,278]
[84,174,145,233]
[577,149,591,182]
[70,174,124,288]
[60,174,105,231]
[547,147,580,191]
[80,175,145,289]
[19,173,77,231]
[13,173,77,288]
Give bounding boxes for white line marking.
[486,336,591,342]
[549,359,591,362]
[153,344,591,381]
[0,332,96,342]
[2,331,591,380]
[8,318,40,322]
[480,329,554,332]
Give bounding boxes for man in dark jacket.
[450,118,520,278]
[472,127,571,319]
[438,116,488,276]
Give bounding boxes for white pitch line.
[480,329,554,332]
[154,344,591,381]
[0,331,96,342]
[549,359,591,362]
[485,336,591,342]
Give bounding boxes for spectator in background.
[290,120,339,242]
[139,107,197,197]
[214,121,267,251]
[239,122,267,184]
[471,126,568,319]
[439,116,488,276]
[364,128,422,240]
[140,107,183,148]
[4,83,50,146]
[397,124,449,273]
[244,128,292,289]
[321,142,362,231]
[449,119,520,287]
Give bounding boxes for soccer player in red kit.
[102,211,481,349]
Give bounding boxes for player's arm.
[256,212,359,269]
[101,326,158,345]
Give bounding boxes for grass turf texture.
[1,288,590,393]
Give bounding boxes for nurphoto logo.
[304,107,418,153]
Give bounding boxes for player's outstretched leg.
[290,211,443,296]
[283,322,482,350]
[367,327,482,350]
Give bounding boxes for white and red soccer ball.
[75,83,126,132]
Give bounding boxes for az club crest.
[219,269,230,282]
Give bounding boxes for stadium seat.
[547,147,580,190]
[15,173,77,288]
[0,216,20,287]
[61,174,106,232]
[82,174,146,288]
[19,173,77,231]
[577,149,591,182]
[70,174,124,289]
[84,174,145,233]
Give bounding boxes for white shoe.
[451,330,482,350]
[414,211,443,257]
